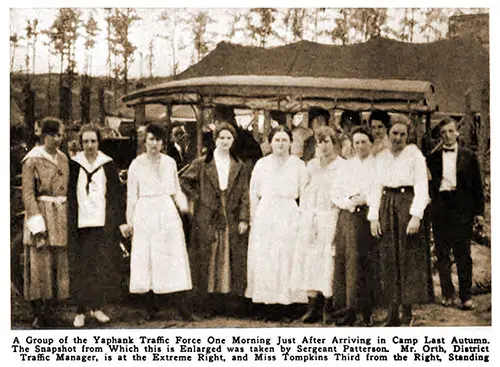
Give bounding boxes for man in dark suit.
[166,124,191,172]
[427,116,484,310]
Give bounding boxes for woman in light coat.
[22,117,69,328]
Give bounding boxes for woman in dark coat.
[67,124,126,327]
[180,122,250,317]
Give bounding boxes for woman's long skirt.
[290,208,338,297]
[130,195,192,294]
[246,197,307,305]
[332,208,373,310]
[23,245,69,301]
[73,227,125,308]
[378,188,432,305]
[207,194,231,294]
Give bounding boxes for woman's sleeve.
[179,158,201,201]
[410,149,430,219]
[172,160,189,213]
[238,163,250,223]
[126,160,139,226]
[331,162,350,209]
[367,158,383,221]
[298,160,309,199]
[22,159,46,234]
[249,160,262,224]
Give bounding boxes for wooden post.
[165,103,172,144]
[421,112,434,156]
[413,113,425,150]
[263,110,271,139]
[260,110,272,156]
[286,113,293,130]
[197,106,206,158]
[134,104,146,126]
[134,84,147,156]
[134,82,147,127]
[252,110,260,142]
[328,109,335,127]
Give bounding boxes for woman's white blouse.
[331,155,375,210]
[74,151,109,228]
[214,152,231,191]
[368,144,429,221]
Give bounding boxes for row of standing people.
[21,111,483,328]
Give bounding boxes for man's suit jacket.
[166,142,188,172]
[427,146,484,222]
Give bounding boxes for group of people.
[20,108,484,328]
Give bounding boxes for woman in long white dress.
[290,126,345,324]
[126,123,193,321]
[246,125,308,321]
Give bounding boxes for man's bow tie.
[442,147,456,153]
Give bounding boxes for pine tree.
[191,10,214,62]
[147,40,154,78]
[225,9,244,43]
[83,12,100,77]
[245,8,278,47]
[10,33,23,73]
[108,8,141,94]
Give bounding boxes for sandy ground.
[12,230,491,329]
[12,246,491,330]
[11,293,491,329]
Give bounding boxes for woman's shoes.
[401,305,413,326]
[335,309,356,326]
[91,310,111,324]
[73,314,86,328]
[32,316,43,329]
[383,317,401,327]
[73,310,110,327]
[298,296,323,323]
[322,298,336,325]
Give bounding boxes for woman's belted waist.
[139,193,171,198]
[354,204,368,213]
[340,204,368,214]
[37,195,67,205]
[260,195,297,201]
[382,186,414,194]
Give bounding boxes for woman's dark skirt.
[73,227,125,308]
[378,187,432,305]
[333,207,374,310]
[207,194,232,294]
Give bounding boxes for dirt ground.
[11,293,491,329]
[11,241,492,329]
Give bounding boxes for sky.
[8,7,479,79]
[10,8,466,78]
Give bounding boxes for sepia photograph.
[9,7,491,333]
